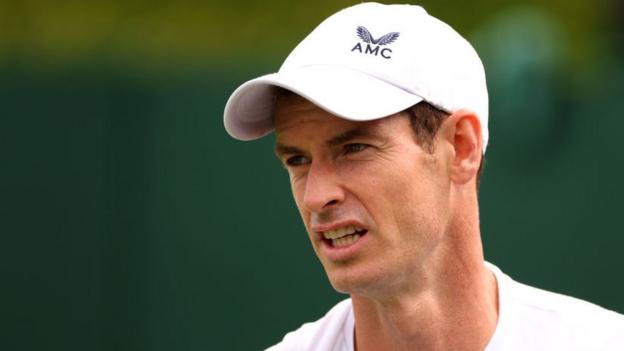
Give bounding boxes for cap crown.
[280,3,489,148]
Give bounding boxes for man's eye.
[286,155,309,166]
[344,143,368,154]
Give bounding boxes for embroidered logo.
[351,26,400,59]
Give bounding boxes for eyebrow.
[326,127,374,147]
[274,126,377,158]
[274,144,305,158]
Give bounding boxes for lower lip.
[320,231,368,261]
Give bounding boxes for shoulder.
[265,299,353,351]
[488,262,624,350]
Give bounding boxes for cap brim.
[224,65,424,140]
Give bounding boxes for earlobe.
[445,110,483,185]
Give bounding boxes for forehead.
[274,93,385,137]
[274,93,330,130]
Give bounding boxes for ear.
[439,110,483,185]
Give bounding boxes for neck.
[351,193,499,351]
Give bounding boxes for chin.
[325,265,383,295]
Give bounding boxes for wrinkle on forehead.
[274,95,339,133]
[273,92,410,146]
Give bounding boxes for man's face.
[274,95,452,298]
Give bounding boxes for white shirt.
[266,262,624,350]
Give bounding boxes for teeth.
[332,234,360,248]
[337,227,347,237]
[320,225,365,248]
[323,225,359,240]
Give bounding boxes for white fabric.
[224,2,489,151]
[265,262,624,350]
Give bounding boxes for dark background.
[1,1,623,350]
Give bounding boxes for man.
[223,3,624,350]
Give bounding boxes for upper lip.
[311,220,367,237]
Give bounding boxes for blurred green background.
[1,0,623,350]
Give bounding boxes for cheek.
[368,157,445,234]
[290,177,309,222]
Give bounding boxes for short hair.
[405,102,485,189]
[405,102,448,153]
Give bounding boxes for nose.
[302,160,345,213]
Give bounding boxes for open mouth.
[321,225,368,248]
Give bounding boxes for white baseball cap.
[224,2,489,151]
